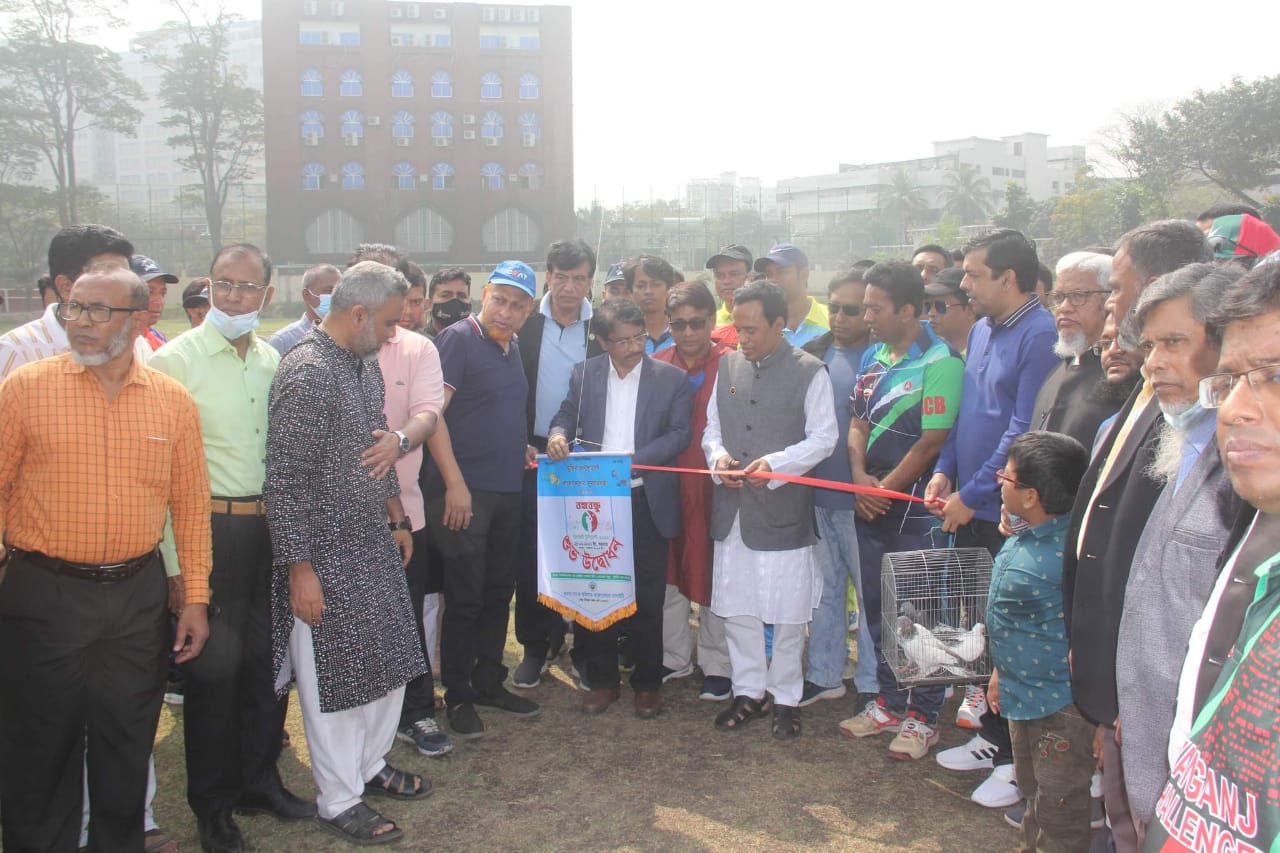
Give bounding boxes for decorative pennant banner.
[536,452,636,631]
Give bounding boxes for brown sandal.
[714,694,773,731]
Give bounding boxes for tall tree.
[993,181,1036,232]
[937,163,993,225]
[0,0,142,225]
[143,1,264,255]
[877,169,928,238]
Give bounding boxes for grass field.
[147,619,1016,853]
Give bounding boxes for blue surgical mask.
[1165,401,1208,432]
[314,293,332,319]
[206,304,261,340]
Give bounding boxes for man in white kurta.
[702,281,837,739]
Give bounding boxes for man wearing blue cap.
[131,254,179,351]
[754,244,829,347]
[424,260,543,739]
[603,263,632,301]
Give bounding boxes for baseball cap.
[926,267,968,300]
[488,260,537,298]
[181,280,209,308]
[753,243,809,272]
[130,254,179,284]
[1208,214,1280,260]
[705,244,753,270]
[604,262,626,284]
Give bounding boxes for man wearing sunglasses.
[921,267,975,357]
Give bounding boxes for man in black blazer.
[547,299,692,718]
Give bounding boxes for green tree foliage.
[877,170,928,238]
[937,164,993,225]
[1048,166,1146,250]
[0,0,142,224]
[993,181,1037,232]
[143,1,265,255]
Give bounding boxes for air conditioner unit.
[433,137,450,147]
[507,173,518,182]
[329,174,341,182]
[389,6,403,17]
[432,8,446,19]
[395,137,411,147]
[462,129,477,140]
[483,136,499,146]
[304,132,320,145]
[344,133,360,145]
[406,4,421,18]
[419,174,432,182]
[366,116,381,126]
[522,132,537,147]
[461,114,476,125]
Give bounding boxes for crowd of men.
[1,199,1280,851]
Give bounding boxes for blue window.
[430,70,452,98]
[301,69,323,97]
[339,31,361,46]
[518,112,540,147]
[481,110,503,140]
[340,69,362,97]
[480,72,502,99]
[518,35,539,50]
[300,31,324,45]
[340,110,364,141]
[479,34,501,49]
[518,73,539,100]
[301,162,325,190]
[431,162,456,190]
[518,162,542,190]
[341,162,365,190]
[392,70,413,98]
[481,162,504,190]
[392,110,415,139]
[434,32,451,47]
[430,111,453,140]
[301,110,324,141]
[393,162,417,190]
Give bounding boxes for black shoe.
[699,675,732,701]
[475,685,541,718]
[235,784,316,821]
[617,633,636,672]
[197,812,245,853]
[798,680,847,707]
[446,702,486,739]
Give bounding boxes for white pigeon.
[947,623,987,663]
[896,616,965,676]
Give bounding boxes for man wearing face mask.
[422,267,473,341]
[269,263,340,356]
[150,244,314,853]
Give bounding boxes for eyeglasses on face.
[1050,289,1109,307]
[924,300,962,315]
[56,301,141,324]
[828,302,863,317]
[606,332,648,348]
[668,317,708,332]
[1199,363,1280,408]
[211,279,268,297]
[995,468,1029,488]
[1090,338,1128,357]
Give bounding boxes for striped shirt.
[0,302,151,381]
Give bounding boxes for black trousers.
[399,526,438,726]
[184,514,287,821]
[514,465,568,659]
[954,519,1014,765]
[0,553,168,853]
[429,488,522,706]
[582,489,668,693]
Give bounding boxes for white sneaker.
[971,763,1020,809]
[936,733,1000,771]
[887,715,939,760]
[956,684,988,729]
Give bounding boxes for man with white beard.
[1030,252,1119,448]
[1112,262,1244,844]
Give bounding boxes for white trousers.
[724,616,806,707]
[423,592,442,673]
[79,753,158,845]
[661,585,730,677]
[290,618,405,820]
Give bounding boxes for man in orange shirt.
[0,266,212,852]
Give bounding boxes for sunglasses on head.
[828,302,862,317]
[668,317,708,332]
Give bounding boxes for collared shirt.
[1174,408,1217,494]
[534,293,592,437]
[267,313,316,356]
[715,303,733,328]
[0,302,151,380]
[0,353,212,603]
[935,297,1058,522]
[783,295,830,348]
[812,339,870,511]
[601,358,643,487]
[645,327,674,355]
[378,326,444,531]
[987,513,1073,720]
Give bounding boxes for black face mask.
[432,298,471,328]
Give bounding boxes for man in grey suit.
[547,299,692,718]
[1114,263,1245,841]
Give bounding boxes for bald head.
[72,267,148,310]
[65,268,148,366]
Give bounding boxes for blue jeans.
[857,511,946,723]
[806,507,874,692]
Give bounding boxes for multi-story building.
[262,0,574,266]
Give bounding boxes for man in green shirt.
[152,243,314,853]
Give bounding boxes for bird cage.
[881,547,994,687]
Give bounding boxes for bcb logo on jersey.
[923,396,947,415]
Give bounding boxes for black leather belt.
[10,547,157,583]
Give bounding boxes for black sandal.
[714,694,773,731]
[772,704,801,741]
[316,802,403,846]
[364,764,433,800]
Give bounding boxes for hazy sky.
[112,0,1280,207]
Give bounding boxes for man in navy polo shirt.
[424,261,542,739]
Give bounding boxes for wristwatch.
[389,518,412,531]
[394,430,410,454]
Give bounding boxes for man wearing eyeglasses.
[268,264,339,356]
[1031,252,1119,448]
[0,266,212,853]
[1148,259,1280,852]
[150,243,315,852]
[921,267,976,357]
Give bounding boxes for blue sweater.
[935,297,1058,522]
